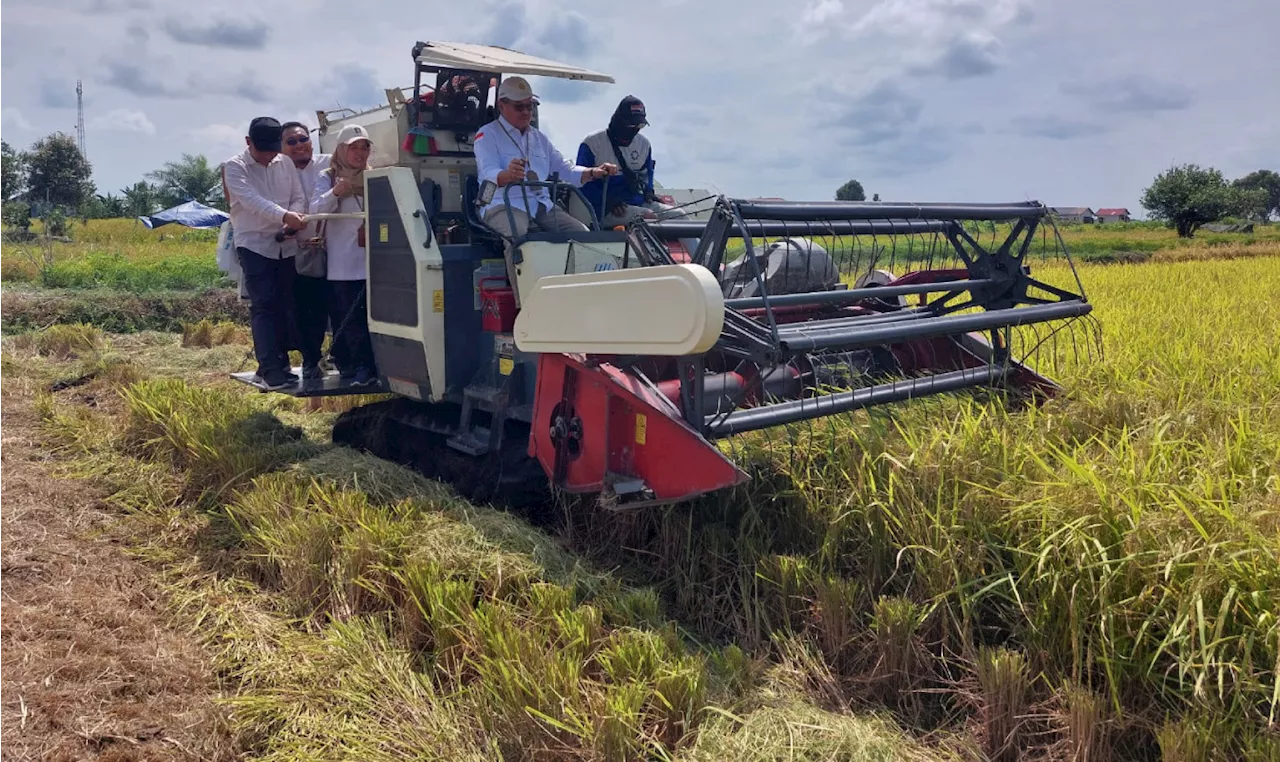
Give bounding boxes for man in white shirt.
[473,76,618,301]
[222,116,308,390]
[280,120,332,380]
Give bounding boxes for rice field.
[2,219,1279,760]
[2,218,224,290]
[3,217,1278,288]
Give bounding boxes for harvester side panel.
[367,176,420,327]
[363,167,448,402]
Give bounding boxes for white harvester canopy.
[316,40,616,153]
[412,41,615,83]
[314,40,617,215]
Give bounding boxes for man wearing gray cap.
[473,75,618,298]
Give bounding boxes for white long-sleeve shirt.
[222,148,306,259]
[283,153,331,259]
[473,114,592,220]
[297,154,331,212]
[310,169,367,282]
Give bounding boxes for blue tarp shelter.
[139,200,229,230]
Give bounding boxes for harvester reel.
[852,268,907,309]
[722,237,838,299]
[627,196,1101,446]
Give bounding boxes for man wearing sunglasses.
[473,76,619,302]
[280,121,332,380]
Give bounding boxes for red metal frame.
[529,354,749,505]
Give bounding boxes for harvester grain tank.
[233,40,1099,509]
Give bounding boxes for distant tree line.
[2,132,226,234]
[1142,164,1279,237]
[834,165,1276,240]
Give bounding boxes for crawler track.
[331,397,555,517]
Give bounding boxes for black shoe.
[302,363,324,380]
[256,369,294,391]
[353,367,376,386]
[338,366,357,381]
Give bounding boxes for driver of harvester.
[472,76,619,304]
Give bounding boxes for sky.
[2,0,1277,217]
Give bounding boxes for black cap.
[613,95,648,127]
[248,116,283,151]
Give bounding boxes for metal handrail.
[500,175,603,237]
[274,212,368,242]
[303,212,366,221]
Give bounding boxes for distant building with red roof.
[1096,208,1131,223]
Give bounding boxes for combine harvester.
[234,40,1099,509]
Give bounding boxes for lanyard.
[499,121,538,181]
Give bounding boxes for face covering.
[607,121,640,146]
[607,96,646,146]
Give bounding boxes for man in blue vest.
[577,96,698,255]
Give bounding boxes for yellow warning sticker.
[432,290,444,312]
[635,413,647,445]
[378,222,389,243]
[498,357,514,376]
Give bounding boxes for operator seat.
[564,190,600,229]
[463,175,504,248]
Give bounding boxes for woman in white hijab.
[311,123,378,386]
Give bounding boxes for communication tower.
[76,80,86,159]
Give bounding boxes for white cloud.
[186,124,248,162]
[801,0,844,25]
[1,107,34,131]
[822,0,1032,86]
[1,0,1277,218]
[189,124,244,143]
[89,108,156,134]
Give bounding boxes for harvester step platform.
[446,427,495,456]
[230,367,389,397]
[460,384,508,408]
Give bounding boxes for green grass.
[29,250,228,291]
[3,218,1276,296]
[1,287,248,334]
[1045,219,1280,259]
[3,217,225,291]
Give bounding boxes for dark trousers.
[237,247,298,376]
[294,274,329,366]
[327,280,375,373]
